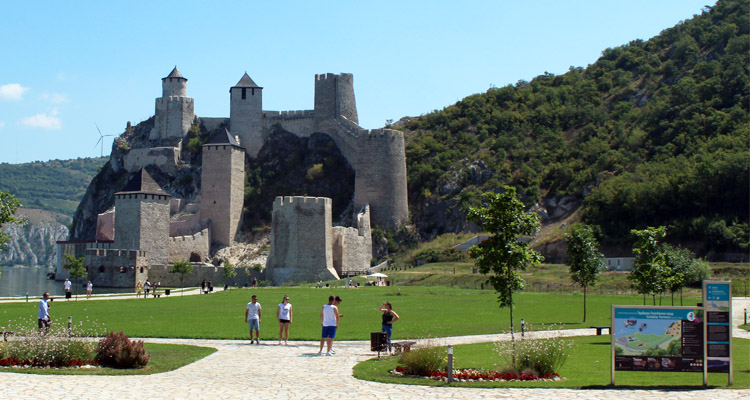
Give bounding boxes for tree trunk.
[583,286,587,322]
[680,288,683,306]
[671,291,674,306]
[643,294,646,305]
[509,290,516,371]
[652,294,656,305]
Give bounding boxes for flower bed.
[391,366,564,382]
[0,356,96,368]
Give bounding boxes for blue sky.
[0,0,713,163]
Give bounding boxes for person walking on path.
[379,302,400,352]
[37,292,51,335]
[86,281,93,299]
[245,295,262,344]
[277,295,293,345]
[318,295,340,356]
[144,280,151,298]
[136,281,142,297]
[63,279,72,300]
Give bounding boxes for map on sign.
[614,315,688,356]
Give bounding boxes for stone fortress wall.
[265,196,340,285]
[168,227,210,262]
[200,136,245,247]
[332,204,372,275]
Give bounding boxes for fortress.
[58,67,407,287]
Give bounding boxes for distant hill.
[402,0,748,256]
[0,157,107,217]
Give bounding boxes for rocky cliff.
[0,208,69,267]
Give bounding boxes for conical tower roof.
[163,66,187,80]
[117,168,169,196]
[232,72,261,89]
[204,128,243,149]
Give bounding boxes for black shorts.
[279,319,291,324]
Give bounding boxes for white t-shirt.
[38,299,49,320]
[246,302,261,320]
[322,304,337,327]
[278,303,292,320]
[64,280,72,291]
[87,282,93,291]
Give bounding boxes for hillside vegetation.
[403,0,748,255]
[0,157,107,217]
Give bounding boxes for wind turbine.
[94,123,114,157]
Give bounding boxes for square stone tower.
[200,129,246,247]
[113,169,171,266]
[229,73,263,157]
[266,196,340,285]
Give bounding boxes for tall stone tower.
[313,73,358,129]
[229,73,263,157]
[150,66,195,144]
[200,129,246,247]
[113,169,171,265]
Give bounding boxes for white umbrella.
[367,272,388,278]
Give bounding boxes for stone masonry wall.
[263,110,314,137]
[266,196,339,285]
[169,228,210,262]
[332,205,372,275]
[200,144,245,246]
[84,248,148,288]
[152,96,194,143]
[114,194,171,266]
[230,86,263,157]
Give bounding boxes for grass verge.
[353,336,750,389]
[0,343,216,375]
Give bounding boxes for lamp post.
[447,345,454,383]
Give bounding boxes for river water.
[0,266,132,298]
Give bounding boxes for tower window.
[242,88,246,100]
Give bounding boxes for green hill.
[0,157,107,217]
[402,0,748,255]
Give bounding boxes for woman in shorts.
[277,295,293,345]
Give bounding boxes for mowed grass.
[353,336,750,389]
[0,287,701,340]
[0,343,216,375]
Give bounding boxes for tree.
[0,191,25,254]
[564,223,603,322]
[630,227,670,305]
[661,244,693,305]
[63,254,87,301]
[223,262,237,288]
[169,260,193,296]
[466,187,543,370]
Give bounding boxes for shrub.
[95,331,150,369]
[0,318,100,367]
[494,327,573,376]
[398,344,446,375]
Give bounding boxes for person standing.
[38,292,51,335]
[144,280,151,298]
[379,302,400,352]
[86,281,93,299]
[63,278,72,300]
[136,281,142,297]
[318,295,340,356]
[245,295,262,344]
[277,295,293,345]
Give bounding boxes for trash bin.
[370,332,388,352]
[386,280,390,286]
[164,289,170,296]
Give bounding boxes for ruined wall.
[169,228,210,262]
[265,196,339,285]
[122,147,180,173]
[332,205,372,275]
[96,209,115,241]
[200,143,245,246]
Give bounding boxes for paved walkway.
[1,298,747,399]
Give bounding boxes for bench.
[591,326,610,335]
[392,341,417,354]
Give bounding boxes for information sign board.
[703,280,732,384]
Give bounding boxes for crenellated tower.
[313,73,358,129]
[150,66,195,145]
[200,129,246,247]
[113,169,171,266]
[229,73,263,157]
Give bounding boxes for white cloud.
[21,108,61,130]
[41,92,70,104]
[0,83,29,101]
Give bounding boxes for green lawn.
[0,287,701,340]
[0,343,216,375]
[353,336,750,389]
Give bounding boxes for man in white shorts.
[245,295,262,344]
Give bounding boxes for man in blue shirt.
[38,292,50,335]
